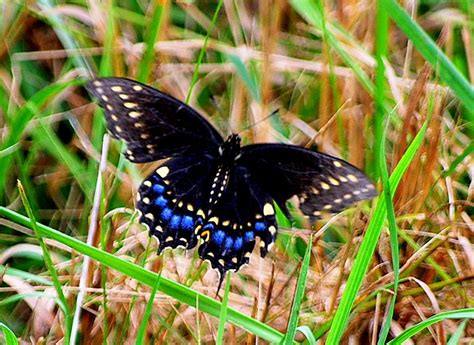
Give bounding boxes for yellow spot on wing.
[156,166,170,177]
[263,203,275,216]
[129,111,142,118]
[124,102,138,109]
[119,94,129,100]
[321,182,330,190]
[133,85,143,91]
[111,86,122,92]
[334,161,342,167]
[209,216,219,224]
[339,176,348,182]
[329,177,340,185]
[200,230,210,242]
[347,174,358,182]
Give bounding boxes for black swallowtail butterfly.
[86,77,376,288]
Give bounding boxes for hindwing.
[137,154,216,252]
[197,165,278,276]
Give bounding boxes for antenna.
[237,108,280,135]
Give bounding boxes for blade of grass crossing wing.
[0,207,285,344]
[216,273,232,345]
[326,120,428,344]
[387,309,474,345]
[17,181,72,345]
[283,235,313,344]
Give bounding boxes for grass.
[1,1,474,344]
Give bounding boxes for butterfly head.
[219,134,241,163]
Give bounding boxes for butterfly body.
[86,77,376,282]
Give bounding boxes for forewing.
[197,165,278,277]
[239,144,376,219]
[86,77,223,162]
[138,154,216,252]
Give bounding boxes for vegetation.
[1,0,473,344]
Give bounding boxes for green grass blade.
[0,206,285,343]
[226,54,261,103]
[17,181,72,345]
[296,326,317,344]
[0,264,53,286]
[387,309,474,345]
[136,275,161,345]
[216,273,232,344]
[376,119,400,345]
[0,322,18,345]
[385,0,474,112]
[283,235,313,344]
[185,0,224,103]
[0,79,83,200]
[442,141,474,177]
[37,0,91,73]
[326,120,428,344]
[447,319,468,345]
[136,1,165,83]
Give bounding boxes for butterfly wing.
[138,153,217,252]
[238,144,377,219]
[86,77,223,162]
[197,165,277,277]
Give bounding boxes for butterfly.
[86,77,377,289]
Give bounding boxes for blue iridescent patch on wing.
[244,231,255,242]
[169,215,181,229]
[224,236,234,250]
[255,222,266,231]
[155,195,167,208]
[233,237,243,250]
[153,184,165,194]
[181,215,194,230]
[161,207,173,221]
[212,230,225,245]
